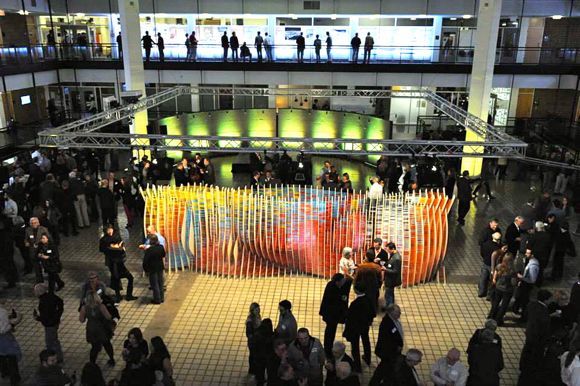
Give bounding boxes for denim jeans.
[45,325,63,362]
[385,286,395,307]
[149,271,164,303]
[478,264,491,297]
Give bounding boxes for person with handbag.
[79,291,116,366]
[488,254,516,326]
[37,234,65,293]
[149,336,174,386]
[104,230,137,303]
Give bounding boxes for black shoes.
[125,295,138,301]
[107,359,115,367]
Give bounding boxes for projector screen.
[20,95,31,105]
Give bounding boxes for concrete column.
[118,0,148,144]
[461,0,502,177]
[0,93,8,128]
[516,18,530,64]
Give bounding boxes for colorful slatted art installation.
[141,185,454,287]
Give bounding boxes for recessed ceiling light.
[331,14,337,20]
[450,17,457,20]
[462,14,472,19]
[552,15,563,19]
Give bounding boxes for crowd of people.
[0,148,176,385]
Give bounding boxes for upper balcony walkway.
[1,43,579,75]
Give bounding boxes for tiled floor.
[0,165,577,385]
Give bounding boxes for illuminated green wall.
[159,109,389,159]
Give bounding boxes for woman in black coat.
[37,233,64,292]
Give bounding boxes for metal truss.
[38,85,527,158]
[38,133,526,158]
[516,156,580,171]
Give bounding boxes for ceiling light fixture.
[450,17,457,20]
[331,14,337,20]
[462,14,472,19]
[552,15,563,19]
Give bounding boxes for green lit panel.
[311,110,337,150]
[161,116,184,160]
[365,116,388,162]
[214,110,242,148]
[247,109,276,148]
[278,109,306,149]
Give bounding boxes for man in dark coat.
[230,32,239,62]
[478,219,501,247]
[141,31,153,62]
[221,31,229,62]
[456,170,474,225]
[354,251,382,316]
[518,290,552,386]
[174,162,189,187]
[343,284,374,373]
[319,273,352,357]
[505,216,525,255]
[384,243,402,307]
[467,329,504,386]
[479,232,501,298]
[527,221,553,280]
[391,349,423,386]
[369,304,404,386]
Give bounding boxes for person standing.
[370,304,404,385]
[467,329,504,386]
[25,217,51,282]
[36,234,65,292]
[201,158,215,186]
[287,328,325,386]
[325,341,354,386]
[275,299,297,345]
[325,31,333,63]
[141,31,153,62]
[33,349,72,386]
[350,33,361,63]
[0,214,18,289]
[479,231,502,298]
[488,254,516,326]
[319,273,352,357]
[430,348,468,386]
[33,283,64,364]
[343,284,374,373]
[69,171,90,229]
[264,32,273,62]
[339,247,356,279]
[97,179,116,227]
[156,33,165,62]
[255,31,264,62]
[512,248,540,322]
[142,234,166,304]
[230,32,239,62]
[253,319,274,386]
[246,303,262,376]
[221,31,229,62]
[354,251,383,316]
[456,170,473,225]
[185,33,192,61]
[363,32,374,64]
[79,291,115,366]
[518,290,552,386]
[106,238,137,303]
[189,31,198,61]
[551,223,575,280]
[391,349,423,386]
[149,336,174,385]
[313,34,322,63]
[505,216,524,255]
[384,243,402,307]
[296,32,306,63]
[116,32,122,59]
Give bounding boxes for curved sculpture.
[142,185,453,287]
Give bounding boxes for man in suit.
[527,221,553,281]
[567,272,580,324]
[368,237,388,264]
[384,243,402,307]
[456,170,474,225]
[173,161,188,187]
[478,218,501,247]
[25,217,51,282]
[343,284,374,373]
[325,341,354,386]
[370,304,404,385]
[221,31,229,62]
[392,349,424,386]
[479,232,502,298]
[505,216,525,255]
[250,171,261,187]
[467,329,504,386]
[319,273,352,357]
[518,289,552,386]
[336,362,361,386]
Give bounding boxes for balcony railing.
[1,43,579,66]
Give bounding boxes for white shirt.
[339,257,355,276]
[368,182,383,200]
[3,198,18,219]
[561,352,580,386]
[430,357,468,386]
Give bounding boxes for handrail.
[0,42,579,66]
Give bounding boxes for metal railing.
[1,43,580,66]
